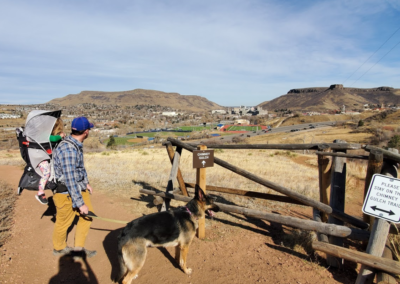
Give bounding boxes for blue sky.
[0,0,399,106]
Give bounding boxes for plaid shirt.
[53,136,89,208]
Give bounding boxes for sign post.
[193,146,214,239]
[357,169,399,283]
[362,174,400,223]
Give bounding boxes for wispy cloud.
[0,0,399,106]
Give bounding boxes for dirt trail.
[0,165,358,284]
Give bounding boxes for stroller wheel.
[17,187,22,195]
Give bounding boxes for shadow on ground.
[49,253,98,284]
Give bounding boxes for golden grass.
[248,127,373,145]
[279,111,395,127]
[0,150,25,167]
[81,147,323,217]
[0,125,372,218]
[0,180,17,247]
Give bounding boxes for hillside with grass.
[252,109,400,150]
[258,85,400,112]
[47,88,223,112]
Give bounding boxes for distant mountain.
[47,89,223,112]
[258,85,400,112]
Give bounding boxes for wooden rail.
[313,241,400,275]
[316,152,369,160]
[184,182,305,205]
[365,145,400,163]
[150,137,400,279]
[187,142,362,150]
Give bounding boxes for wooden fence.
[140,137,400,283]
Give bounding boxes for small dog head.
[194,185,220,218]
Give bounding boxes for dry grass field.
[0,124,372,233]
[250,126,373,145]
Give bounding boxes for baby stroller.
[16,110,62,195]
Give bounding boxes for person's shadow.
[49,252,98,284]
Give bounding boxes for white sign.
[362,174,400,223]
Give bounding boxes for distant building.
[216,123,224,130]
[212,110,227,114]
[305,112,321,116]
[229,105,267,116]
[162,111,178,117]
[0,113,20,119]
[234,119,250,125]
[345,111,361,115]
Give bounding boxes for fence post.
[376,149,399,284]
[161,146,182,212]
[362,149,383,225]
[318,144,331,222]
[196,145,207,239]
[313,208,329,243]
[165,142,189,197]
[356,148,398,284]
[327,139,347,268]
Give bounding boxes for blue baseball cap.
[71,117,94,131]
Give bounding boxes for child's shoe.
[35,193,48,205]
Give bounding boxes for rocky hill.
[258,84,400,112]
[47,89,223,112]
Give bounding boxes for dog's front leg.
[178,244,192,275]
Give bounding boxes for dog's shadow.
[157,247,180,269]
[103,228,124,282]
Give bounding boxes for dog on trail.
[113,187,219,283]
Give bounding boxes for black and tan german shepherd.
[113,187,219,283]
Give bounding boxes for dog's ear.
[195,185,206,201]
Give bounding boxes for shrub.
[107,135,116,148]
[387,135,400,151]
[232,136,246,143]
[0,180,17,246]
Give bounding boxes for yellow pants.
[52,190,94,251]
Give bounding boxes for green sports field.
[226,125,261,131]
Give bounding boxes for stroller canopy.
[17,110,62,193]
[25,110,62,143]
